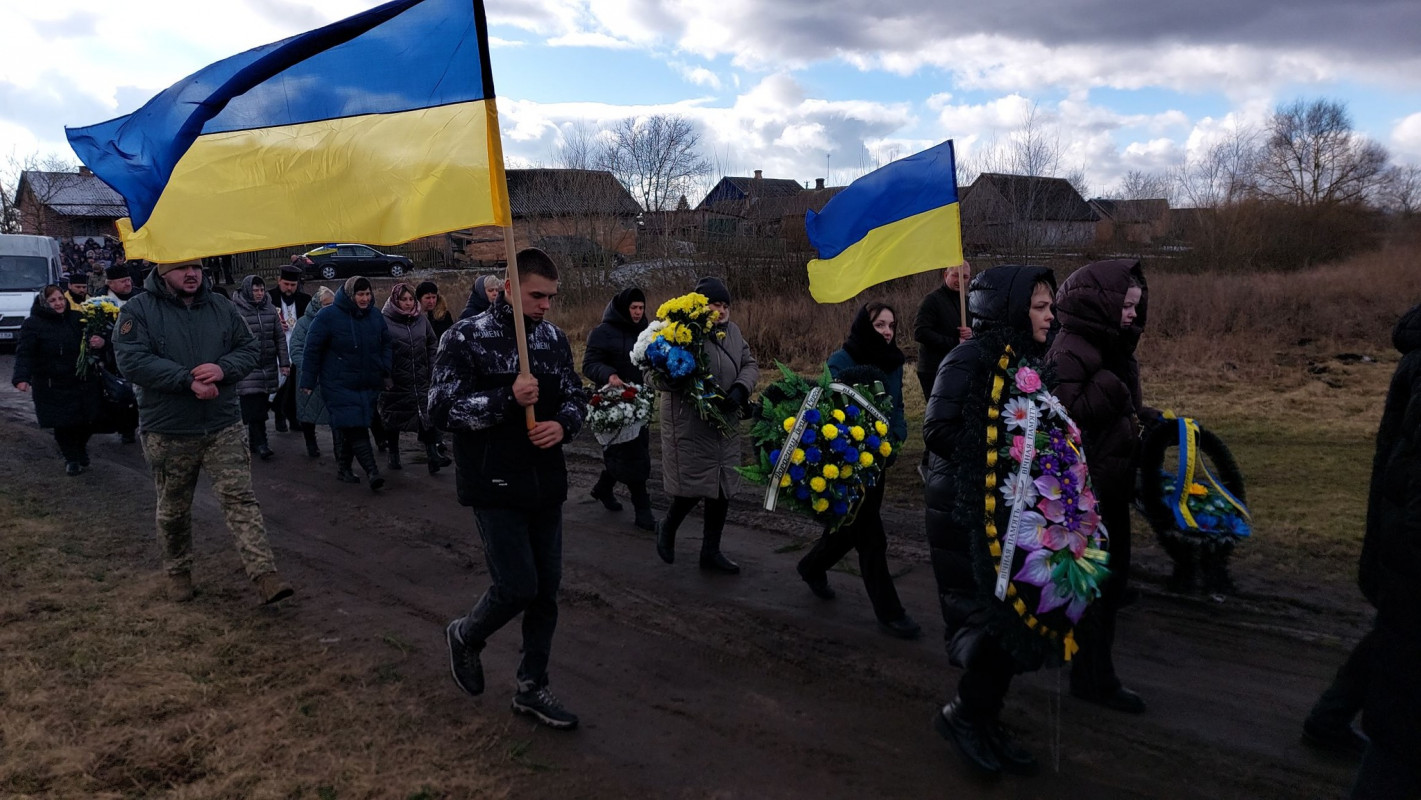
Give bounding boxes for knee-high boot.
[349,431,385,491]
[698,497,738,574]
[629,482,656,531]
[386,430,402,470]
[334,428,359,483]
[302,423,320,458]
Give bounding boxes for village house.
[1089,197,1172,245]
[15,167,128,241]
[959,172,1095,252]
[458,168,640,267]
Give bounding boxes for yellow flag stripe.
[807,202,963,304]
[119,99,511,263]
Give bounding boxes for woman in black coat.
[1045,258,1149,714]
[582,286,655,530]
[923,265,1057,776]
[12,285,103,475]
[378,282,449,474]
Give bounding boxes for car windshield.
[0,255,49,292]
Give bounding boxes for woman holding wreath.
[795,301,920,639]
[655,277,759,573]
[583,286,657,531]
[924,265,1057,776]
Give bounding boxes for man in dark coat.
[582,286,656,530]
[431,248,588,731]
[114,259,293,605]
[1309,304,1421,797]
[103,264,143,305]
[914,261,974,403]
[1045,258,1149,714]
[270,265,310,433]
[62,273,90,310]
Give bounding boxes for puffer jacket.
[114,269,259,436]
[1045,258,1148,498]
[659,320,759,499]
[378,295,437,432]
[289,297,329,425]
[923,265,1056,668]
[299,277,392,429]
[231,276,289,396]
[12,295,102,429]
[582,287,648,386]
[428,298,587,509]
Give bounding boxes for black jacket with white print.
[428,299,587,509]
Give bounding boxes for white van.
[0,234,65,343]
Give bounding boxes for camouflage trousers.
[141,423,276,579]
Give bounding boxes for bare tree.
[1174,124,1258,209]
[1377,163,1421,216]
[599,115,711,213]
[1255,98,1389,207]
[2,151,86,236]
[1112,170,1172,203]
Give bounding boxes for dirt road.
[0,353,1367,799]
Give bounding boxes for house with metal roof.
[15,167,128,240]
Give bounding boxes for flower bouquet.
[737,363,899,532]
[982,350,1111,663]
[631,292,735,433]
[76,296,121,378]
[585,382,654,447]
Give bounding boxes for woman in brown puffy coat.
[1045,257,1149,714]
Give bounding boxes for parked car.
[533,236,626,268]
[293,244,414,280]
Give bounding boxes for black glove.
[727,384,749,408]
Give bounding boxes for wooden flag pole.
[502,226,537,430]
[956,262,967,329]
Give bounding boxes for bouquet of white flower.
[586,382,654,446]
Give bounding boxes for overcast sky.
[3,0,1420,201]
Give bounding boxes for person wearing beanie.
[655,275,759,574]
[103,264,142,306]
[63,273,89,310]
[113,258,295,605]
[582,285,656,530]
[271,264,311,433]
[417,280,454,339]
[300,275,393,490]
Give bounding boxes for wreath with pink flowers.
[980,348,1112,663]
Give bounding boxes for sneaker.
[512,685,580,730]
[445,620,485,696]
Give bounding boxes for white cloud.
[670,63,723,91]
[545,31,636,49]
[1391,112,1421,164]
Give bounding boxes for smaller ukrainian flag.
[805,141,964,304]
[66,0,509,264]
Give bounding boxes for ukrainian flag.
[66,0,510,264]
[805,141,963,304]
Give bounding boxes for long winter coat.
[914,283,973,380]
[232,276,290,396]
[458,275,497,320]
[584,288,651,483]
[659,320,759,499]
[299,279,393,429]
[378,297,436,432]
[11,295,102,429]
[289,298,329,425]
[1045,259,1148,499]
[923,265,1056,669]
[1357,303,1421,754]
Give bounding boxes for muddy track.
[0,353,1367,798]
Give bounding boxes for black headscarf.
[841,304,906,372]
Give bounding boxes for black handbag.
[99,366,136,408]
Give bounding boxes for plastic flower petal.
[1003,397,1034,431]
[878,441,892,457]
[822,464,840,480]
[782,417,797,432]
[791,448,805,465]
[1034,474,1063,500]
[1000,473,1039,508]
[849,426,865,441]
[859,452,874,467]
[874,420,888,436]
[1015,549,1055,587]
[780,474,792,488]
[812,498,829,513]
[810,477,827,492]
[1037,584,1071,615]
[1013,510,1047,551]
[831,409,846,423]
[821,424,839,440]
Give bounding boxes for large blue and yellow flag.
[805,141,963,303]
[66,0,510,263]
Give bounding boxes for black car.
[293,244,414,280]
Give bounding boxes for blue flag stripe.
[805,141,958,261]
[66,0,492,230]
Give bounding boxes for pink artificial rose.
[1010,435,1025,462]
[1015,367,1042,394]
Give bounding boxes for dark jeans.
[957,633,1022,718]
[54,425,92,463]
[457,505,564,690]
[798,479,907,623]
[1071,490,1132,698]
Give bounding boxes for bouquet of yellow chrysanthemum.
[76,297,121,378]
[631,291,735,432]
